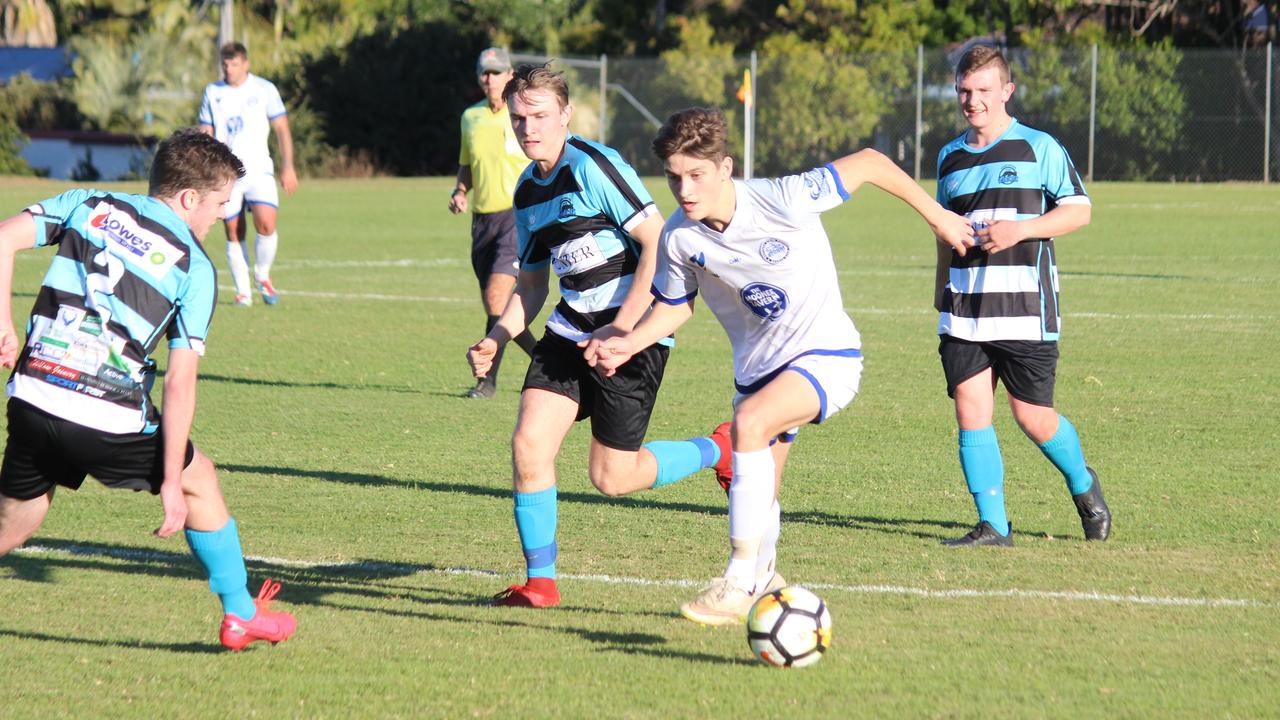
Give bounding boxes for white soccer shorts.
[226,171,279,220]
[732,352,863,440]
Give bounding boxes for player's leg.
[177,447,296,649]
[754,437,792,594]
[494,387,577,607]
[0,490,54,555]
[682,371,821,626]
[940,338,1012,546]
[586,343,724,496]
[223,181,253,306]
[245,174,282,305]
[1003,342,1110,540]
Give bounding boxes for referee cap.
[477,47,512,74]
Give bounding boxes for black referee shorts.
[0,399,195,500]
[938,336,1059,407]
[522,331,669,451]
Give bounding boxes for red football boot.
[492,577,560,607]
[710,422,733,493]
[220,579,297,651]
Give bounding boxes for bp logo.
[740,282,788,321]
[150,252,167,265]
[998,165,1018,185]
[759,238,789,264]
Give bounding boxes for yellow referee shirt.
[458,100,529,215]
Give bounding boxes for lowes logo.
[740,282,788,321]
[90,211,152,257]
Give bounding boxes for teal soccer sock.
[959,427,1009,536]
[514,487,558,579]
[185,518,256,619]
[1038,415,1093,494]
[644,437,719,488]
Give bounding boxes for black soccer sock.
[513,329,537,356]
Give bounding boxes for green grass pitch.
[0,175,1276,718]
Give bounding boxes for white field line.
[12,544,1271,610]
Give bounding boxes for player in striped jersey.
[0,129,296,650]
[934,45,1111,546]
[586,108,973,624]
[467,64,730,608]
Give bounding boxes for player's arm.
[449,165,472,214]
[978,203,1091,255]
[155,347,200,538]
[0,212,37,367]
[269,115,298,194]
[829,149,971,255]
[468,266,549,378]
[602,212,665,335]
[588,301,693,377]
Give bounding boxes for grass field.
[0,175,1276,719]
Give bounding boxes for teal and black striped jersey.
[936,119,1089,342]
[8,189,217,434]
[513,135,660,343]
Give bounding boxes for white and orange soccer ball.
[745,585,832,668]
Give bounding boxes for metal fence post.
[1265,42,1272,183]
[1088,43,1097,182]
[746,51,757,179]
[915,45,924,180]
[599,54,607,145]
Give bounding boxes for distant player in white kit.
[586,108,973,625]
[199,41,298,307]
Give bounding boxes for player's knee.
[179,451,220,497]
[731,408,774,448]
[587,467,629,497]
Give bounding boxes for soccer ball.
[745,585,832,668]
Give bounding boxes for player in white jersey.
[199,42,298,307]
[586,108,973,625]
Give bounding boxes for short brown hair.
[956,45,1010,85]
[149,128,245,199]
[219,42,248,61]
[652,107,728,163]
[504,62,570,108]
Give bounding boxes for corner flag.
[736,69,752,107]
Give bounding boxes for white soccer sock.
[226,241,252,298]
[755,500,781,588]
[726,447,774,592]
[253,232,278,282]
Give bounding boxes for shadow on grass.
[221,462,984,541]
[198,373,420,394]
[2,540,745,665]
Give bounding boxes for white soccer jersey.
[653,165,862,392]
[198,74,286,176]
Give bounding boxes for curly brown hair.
[651,107,728,163]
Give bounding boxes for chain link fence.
[525,45,1279,182]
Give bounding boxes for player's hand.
[931,210,972,257]
[977,219,1024,255]
[0,329,19,369]
[448,191,468,215]
[590,336,636,377]
[280,166,299,195]
[467,337,498,378]
[154,480,188,538]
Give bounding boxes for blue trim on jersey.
[267,111,287,120]
[790,366,828,422]
[652,283,696,305]
[735,348,862,394]
[824,162,850,202]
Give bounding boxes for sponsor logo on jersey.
[759,238,790,264]
[998,165,1018,185]
[803,169,831,200]
[86,203,185,280]
[551,233,607,276]
[690,252,705,268]
[946,178,961,196]
[740,282,788,321]
[558,197,576,219]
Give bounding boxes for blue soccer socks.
[1039,415,1093,494]
[959,427,1009,536]
[514,487,558,580]
[644,437,720,489]
[185,518,256,620]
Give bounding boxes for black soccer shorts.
[0,399,195,500]
[470,209,520,284]
[522,331,669,451]
[938,336,1059,407]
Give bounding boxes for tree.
[0,101,33,175]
